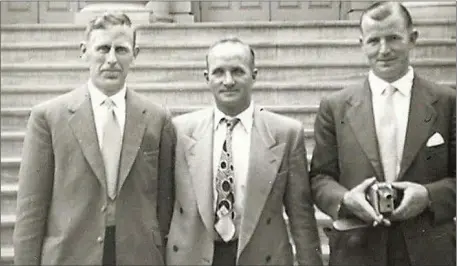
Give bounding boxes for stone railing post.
[145,1,173,22]
[74,1,151,25]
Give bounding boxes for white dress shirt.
[369,66,414,178]
[87,80,127,149]
[213,102,254,228]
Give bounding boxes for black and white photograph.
[1,1,455,265]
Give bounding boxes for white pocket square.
[426,132,445,147]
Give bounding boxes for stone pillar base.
[172,14,195,23]
[145,1,173,23]
[74,3,150,25]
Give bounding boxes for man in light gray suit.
[166,37,323,266]
[13,13,175,265]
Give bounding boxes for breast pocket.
[425,144,448,178]
[141,149,159,192]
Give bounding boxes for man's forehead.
[88,25,134,42]
[208,42,250,58]
[362,7,407,31]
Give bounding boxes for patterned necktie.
[377,85,398,182]
[215,117,239,242]
[101,98,122,200]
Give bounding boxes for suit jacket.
[166,106,323,266]
[310,75,456,266]
[13,85,176,265]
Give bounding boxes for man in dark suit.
[310,2,455,266]
[13,13,175,265]
[166,37,323,266]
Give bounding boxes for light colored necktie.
[378,85,398,182]
[214,117,239,242]
[101,98,122,200]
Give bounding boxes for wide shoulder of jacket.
[257,107,303,132]
[172,108,212,131]
[414,75,456,100]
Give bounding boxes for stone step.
[1,247,13,265]
[2,80,454,109]
[1,158,20,186]
[2,39,455,63]
[0,105,321,132]
[0,128,316,158]
[1,215,15,248]
[1,20,455,43]
[1,59,454,85]
[1,184,17,222]
[0,81,345,108]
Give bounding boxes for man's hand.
[342,177,385,225]
[390,181,430,221]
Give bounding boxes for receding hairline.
[83,12,137,46]
[359,1,413,32]
[205,38,256,70]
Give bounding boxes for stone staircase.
[1,20,455,265]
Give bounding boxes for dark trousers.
[103,226,116,266]
[387,223,411,266]
[212,240,238,266]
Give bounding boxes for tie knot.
[384,85,397,96]
[224,118,240,131]
[103,98,116,109]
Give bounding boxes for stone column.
[170,1,195,23]
[145,1,173,22]
[74,1,151,25]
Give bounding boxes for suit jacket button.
[179,207,183,214]
[173,245,179,252]
[266,218,271,224]
[97,236,104,243]
[265,255,271,262]
[101,205,107,212]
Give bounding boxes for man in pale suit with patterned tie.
[13,13,175,265]
[310,2,455,265]
[166,38,323,265]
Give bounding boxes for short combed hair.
[84,12,137,47]
[359,1,413,32]
[205,37,256,70]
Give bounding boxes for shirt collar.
[368,66,414,96]
[87,79,127,108]
[213,101,254,134]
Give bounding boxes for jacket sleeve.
[309,97,348,220]
[425,91,456,224]
[284,124,323,266]
[157,109,176,248]
[13,107,54,265]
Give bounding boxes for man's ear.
[409,29,419,44]
[80,42,87,59]
[133,45,140,58]
[252,68,258,80]
[203,70,209,81]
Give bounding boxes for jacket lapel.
[117,89,147,193]
[237,107,286,257]
[186,109,215,233]
[68,85,106,187]
[346,80,384,179]
[398,76,437,180]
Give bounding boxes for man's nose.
[223,72,235,86]
[106,48,118,64]
[379,39,392,55]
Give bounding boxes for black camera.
[366,182,400,216]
